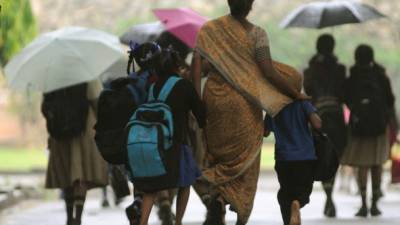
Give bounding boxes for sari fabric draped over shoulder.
[196,15,292,117]
[195,15,297,224]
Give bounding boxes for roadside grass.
[0,147,47,172]
[0,142,397,172]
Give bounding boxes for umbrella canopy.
[281,0,386,29]
[100,55,129,82]
[153,8,207,48]
[5,26,124,93]
[120,22,165,45]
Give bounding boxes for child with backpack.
[341,44,395,217]
[264,73,322,225]
[43,80,108,225]
[95,42,163,225]
[126,47,206,225]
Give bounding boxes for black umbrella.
[120,22,165,45]
[281,0,386,29]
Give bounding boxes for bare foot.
[289,200,301,225]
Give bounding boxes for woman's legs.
[203,194,226,225]
[370,165,383,216]
[175,187,190,225]
[355,167,369,217]
[139,192,157,225]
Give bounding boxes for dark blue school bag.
[126,76,181,179]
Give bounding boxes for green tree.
[0,0,37,66]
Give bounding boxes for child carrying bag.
[126,77,181,180]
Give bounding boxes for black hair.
[355,44,374,66]
[156,32,191,60]
[228,0,255,18]
[152,47,183,78]
[127,42,161,75]
[316,34,335,56]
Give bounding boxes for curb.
[0,188,42,212]
[0,190,25,211]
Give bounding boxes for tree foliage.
[0,0,37,66]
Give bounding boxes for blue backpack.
[126,76,181,179]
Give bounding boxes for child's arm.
[309,112,322,130]
[264,115,272,137]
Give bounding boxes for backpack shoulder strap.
[157,76,182,102]
[127,84,140,104]
[148,84,156,102]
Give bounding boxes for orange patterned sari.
[196,15,297,223]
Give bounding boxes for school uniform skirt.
[341,129,390,167]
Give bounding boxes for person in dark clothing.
[303,34,347,218]
[138,48,206,225]
[341,44,395,217]
[265,72,322,225]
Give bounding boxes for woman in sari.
[191,1,308,224]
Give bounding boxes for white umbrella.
[100,55,129,82]
[4,26,124,93]
[281,0,386,29]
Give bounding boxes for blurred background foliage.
[0,0,38,66]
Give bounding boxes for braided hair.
[152,47,184,78]
[126,42,162,75]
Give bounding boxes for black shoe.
[355,205,368,217]
[126,201,141,225]
[323,200,336,218]
[102,199,110,208]
[370,204,382,216]
[115,198,123,206]
[158,202,174,225]
[70,219,81,225]
[202,198,226,225]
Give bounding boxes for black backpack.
[313,131,339,182]
[349,73,388,137]
[42,83,89,140]
[94,78,145,165]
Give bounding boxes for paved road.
[1,172,400,225]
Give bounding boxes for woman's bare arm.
[191,51,203,96]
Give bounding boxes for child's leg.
[140,192,157,225]
[276,161,314,225]
[355,167,368,217]
[289,200,301,225]
[63,187,74,225]
[370,165,383,216]
[277,190,292,225]
[175,187,190,225]
[156,190,174,225]
[322,177,336,217]
[275,161,293,225]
